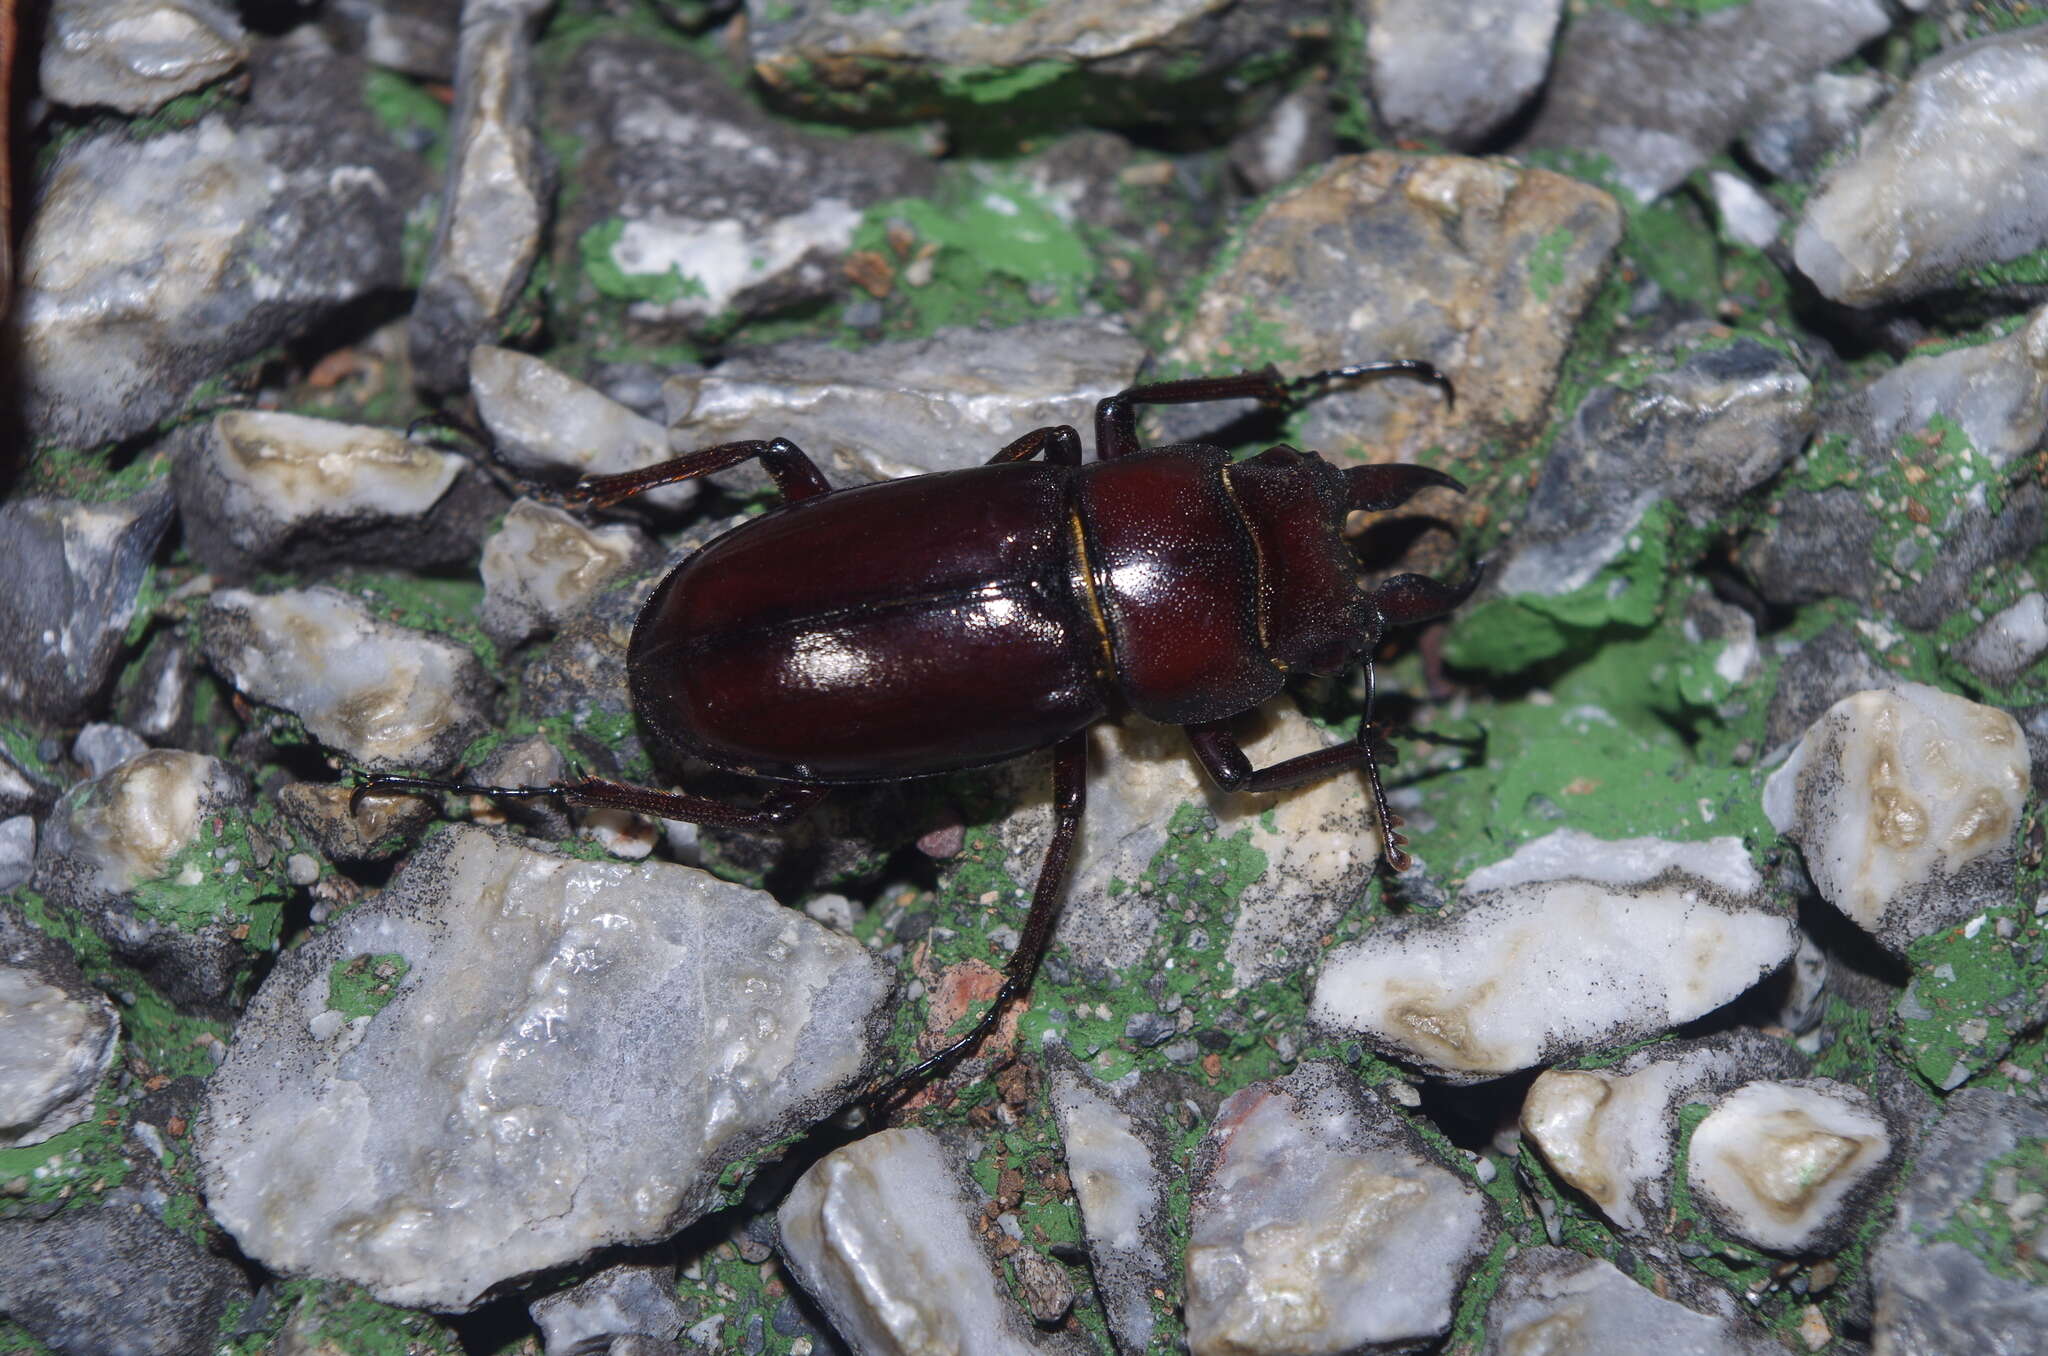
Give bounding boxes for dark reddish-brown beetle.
[362,361,1478,1096]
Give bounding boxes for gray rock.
[1766,625,1891,753]
[408,0,555,392]
[172,411,507,579]
[531,1264,688,1356]
[662,319,1147,492]
[480,501,656,649]
[1362,0,1561,148]
[200,586,494,776]
[1156,153,1621,516]
[746,0,1308,130]
[114,630,198,748]
[0,1207,249,1356]
[0,952,119,1149]
[71,722,150,779]
[275,779,437,865]
[1519,0,1890,203]
[41,0,247,115]
[16,45,431,447]
[1872,1089,2048,1356]
[777,1126,1079,1355]
[1049,1068,1172,1353]
[1228,82,1335,193]
[1960,592,2048,686]
[548,35,934,338]
[1314,830,1798,1081]
[30,749,271,1008]
[1742,69,1893,182]
[1185,1062,1494,1354]
[1795,25,2048,306]
[1744,486,1886,612]
[1481,1248,1782,1356]
[0,486,175,725]
[0,817,34,893]
[469,345,697,514]
[197,826,896,1310]
[1492,327,1813,602]
[322,0,458,78]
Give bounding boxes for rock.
[275,780,437,865]
[1489,325,1813,603]
[1313,829,1798,1080]
[41,0,248,115]
[469,345,696,514]
[1184,1062,1494,1355]
[1794,25,2048,306]
[530,1264,688,1356]
[0,1207,249,1356]
[1480,1247,1782,1356]
[1520,1030,1802,1236]
[745,0,1307,130]
[16,44,430,446]
[1228,82,1335,193]
[1709,170,1784,250]
[1764,625,1890,753]
[1049,1069,1171,1353]
[1157,153,1622,512]
[548,36,933,339]
[0,953,119,1149]
[72,722,150,779]
[1960,592,2048,686]
[200,586,494,775]
[662,318,1147,491]
[31,748,278,1007]
[479,501,656,649]
[1871,1089,2048,1356]
[1763,684,2029,952]
[115,630,199,748]
[172,411,504,578]
[1362,0,1561,148]
[1741,69,1893,182]
[321,0,457,78]
[1687,1078,1899,1254]
[1519,0,1890,202]
[408,0,554,392]
[0,818,34,893]
[0,486,176,725]
[197,825,895,1310]
[777,1127,1065,1356]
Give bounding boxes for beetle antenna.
[1285,359,1454,410]
[349,772,565,817]
[405,409,583,506]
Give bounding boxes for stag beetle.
[360,361,1479,1098]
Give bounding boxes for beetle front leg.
[866,731,1088,1110]
[1185,717,1411,872]
[1094,359,1452,459]
[985,424,1083,466]
[572,437,833,509]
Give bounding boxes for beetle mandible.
[360,360,1480,1099]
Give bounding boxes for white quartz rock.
[38,748,231,896]
[469,345,693,512]
[208,412,463,524]
[1482,1247,1782,1356]
[0,966,119,1150]
[1687,1079,1895,1254]
[1763,683,2029,952]
[1184,1063,1493,1356]
[42,0,247,115]
[1520,1030,1799,1235]
[1794,25,2048,306]
[197,826,894,1310]
[1049,1071,1168,1353]
[479,500,653,647]
[777,1127,1045,1356]
[662,319,1146,487]
[200,586,492,774]
[1314,830,1796,1079]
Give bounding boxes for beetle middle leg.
[1094,358,1453,458]
[866,729,1088,1111]
[985,424,1083,466]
